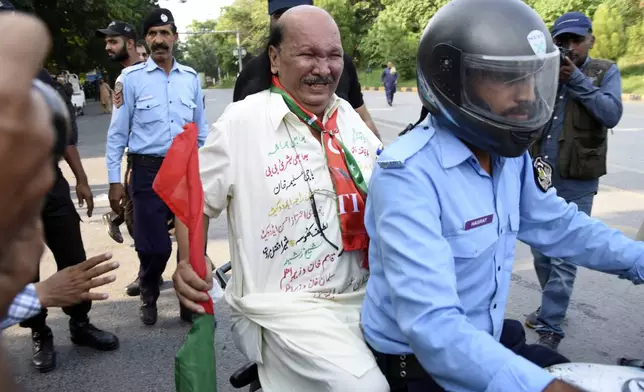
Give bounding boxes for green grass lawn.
[206,78,236,90]
[357,70,416,88]
[209,63,644,94]
[360,65,644,94]
[621,62,644,95]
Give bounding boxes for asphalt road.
[3,89,644,392]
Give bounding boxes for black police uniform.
[18,70,119,373]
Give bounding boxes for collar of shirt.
[429,116,477,170]
[579,56,591,71]
[267,90,342,132]
[145,56,183,73]
[430,117,506,175]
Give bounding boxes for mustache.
[302,76,334,85]
[151,43,169,52]
[502,102,533,117]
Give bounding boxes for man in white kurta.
[173,5,389,392]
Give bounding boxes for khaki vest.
[530,58,614,180]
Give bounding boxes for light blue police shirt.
[361,115,644,392]
[106,57,209,184]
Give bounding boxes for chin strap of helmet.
[399,106,430,136]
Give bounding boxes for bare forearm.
[63,145,88,184]
[175,214,210,261]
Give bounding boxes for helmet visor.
[461,50,559,130]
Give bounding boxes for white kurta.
[198,90,388,391]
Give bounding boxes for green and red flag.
[152,122,216,392]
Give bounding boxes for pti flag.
[152,122,216,392]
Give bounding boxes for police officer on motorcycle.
[361,0,644,391]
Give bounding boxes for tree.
[359,9,418,79]
[591,4,627,60]
[12,0,158,77]
[316,0,357,57]
[182,20,222,78]
[527,0,601,26]
[350,0,384,38]
[216,0,269,57]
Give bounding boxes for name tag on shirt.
[464,214,493,231]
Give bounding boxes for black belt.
[368,344,429,386]
[128,153,164,169]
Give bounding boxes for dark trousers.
[385,87,395,105]
[21,169,89,331]
[380,319,570,392]
[129,156,173,304]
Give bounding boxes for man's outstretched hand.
[35,252,119,308]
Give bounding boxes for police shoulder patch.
[377,126,435,170]
[112,86,123,108]
[178,63,197,75]
[122,62,146,75]
[533,156,553,192]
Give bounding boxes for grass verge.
[206,64,644,95]
[621,62,644,95]
[357,70,415,88]
[206,78,236,90]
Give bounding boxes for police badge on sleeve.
[113,81,123,108]
[533,156,553,192]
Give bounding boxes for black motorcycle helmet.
[416,0,560,157]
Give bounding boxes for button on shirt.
[361,116,644,392]
[539,57,622,201]
[106,57,208,184]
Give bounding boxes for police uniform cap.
[142,8,175,36]
[96,20,137,40]
[268,0,313,16]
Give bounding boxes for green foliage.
[12,0,158,81]
[350,0,384,38]
[359,9,418,79]
[181,20,221,77]
[316,0,357,56]
[175,0,644,91]
[619,61,644,94]
[625,20,644,58]
[591,4,627,61]
[216,0,269,55]
[528,0,601,26]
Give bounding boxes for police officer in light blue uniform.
[106,8,208,326]
[361,1,644,391]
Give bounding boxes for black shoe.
[126,276,164,297]
[140,303,158,326]
[126,277,141,297]
[536,332,562,351]
[70,319,119,351]
[102,213,123,244]
[31,327,56,373]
